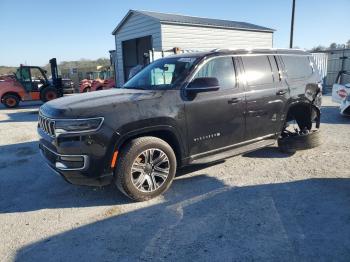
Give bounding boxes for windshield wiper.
[123,86,146,90]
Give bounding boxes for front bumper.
[39,143,88,171]
[38,125,115,187]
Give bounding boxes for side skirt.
[189,135,276,165]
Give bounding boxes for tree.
[311,45,326,52]
[329,42,337,49]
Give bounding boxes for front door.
[19,67,32,91]
[185,56,246,156]
[21,67,46,100]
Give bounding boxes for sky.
[0,0,349,66]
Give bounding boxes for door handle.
[227,97,241,104]
[276,89,287,96]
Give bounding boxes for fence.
[312,49,350,88]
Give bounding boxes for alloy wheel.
[131,148,170,192]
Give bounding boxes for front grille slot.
[38,114,55,137]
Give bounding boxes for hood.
[0,75,16,83]
[40,88,161,118]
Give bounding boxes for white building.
[112,10,274,86]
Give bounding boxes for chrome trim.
[38,113,55,137]
[40,143,89,171]
[184,52,312,90]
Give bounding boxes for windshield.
[123,56,199,90]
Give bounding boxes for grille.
[38,114,55,137]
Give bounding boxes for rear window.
[281,56,313,79]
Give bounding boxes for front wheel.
[40,87,58,102]
[115,137,177,201]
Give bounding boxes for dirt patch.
[103,206,122,217]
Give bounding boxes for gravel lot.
[0,95,349,262]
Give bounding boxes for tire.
[41,87,58,102]
[115,136,177,201]
[278,130,321,153]
[2,94,20,108]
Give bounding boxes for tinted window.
[281,56,313,79]
[194,57,236,89]
[241,56,273,86]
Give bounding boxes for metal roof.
[112,10,275,35]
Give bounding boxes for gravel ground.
[0,95,349,262]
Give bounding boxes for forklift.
[0,58,63,108]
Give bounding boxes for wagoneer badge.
[194,133,221,142]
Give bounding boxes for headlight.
[54,117,104,135]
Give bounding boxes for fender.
[106,124,187,171]
[0,78,26,100]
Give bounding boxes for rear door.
[269,55,290,130]
[240,55,283,140]
[185,56,246,156]
[280,55,314,100]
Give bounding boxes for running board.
[190,139,276,164]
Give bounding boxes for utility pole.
[289,0,296,48]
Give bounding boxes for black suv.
[38,49,322,201]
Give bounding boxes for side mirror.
[186,77,220,93]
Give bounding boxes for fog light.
[55,155,86,170]
[59,156,84,162]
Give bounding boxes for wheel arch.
[83,87,90,92]
[113,126,186,168]
[1,91,22,101]
[285,101,320,130]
